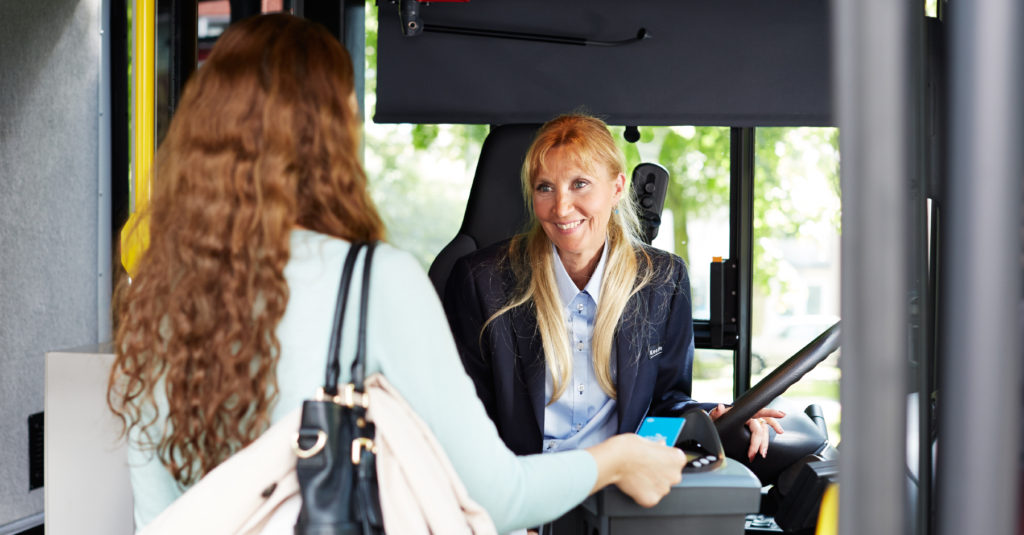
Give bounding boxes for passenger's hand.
[709,404,785,461]
[586,434,687,508]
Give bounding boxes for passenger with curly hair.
[108,14,688,533]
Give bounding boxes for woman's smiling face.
[532,146,625,270]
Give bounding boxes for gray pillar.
[939,1,1023,534]
[0,0,105,526]
[833,0,916,533]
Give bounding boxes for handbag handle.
[351,241,377,390]
[323,241,366,395]
[322,241,378,395]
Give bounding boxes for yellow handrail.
[120,0,155,277]
[815,483,838,535]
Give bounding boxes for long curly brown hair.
[108,13,384,487]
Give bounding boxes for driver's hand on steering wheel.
[708,403,786,461]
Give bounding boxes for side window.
[629,126,840,411]
[751,127,841,439]
[363,124,485,268]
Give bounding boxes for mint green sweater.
[127,230,597,533]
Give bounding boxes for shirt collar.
[552,239,610,307]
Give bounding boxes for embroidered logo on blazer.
[648,345,663,358]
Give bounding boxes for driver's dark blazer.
[442,239,715,456]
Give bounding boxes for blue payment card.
[635,416,686,447]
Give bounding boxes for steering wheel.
[713,322,841,484]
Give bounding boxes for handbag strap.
[323,241,367,395]
[350,241,377,391]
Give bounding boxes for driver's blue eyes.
[535,180,589,192]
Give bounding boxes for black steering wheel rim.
[714,322,842,434]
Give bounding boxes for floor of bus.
[746,513,786,533]
[16,515,794,534]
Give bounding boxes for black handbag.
[293,241,384,535]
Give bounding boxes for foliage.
[613,126,838,296]
[614,126,730,268]
[754,127,840,300]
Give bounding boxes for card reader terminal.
[636,410,724,473]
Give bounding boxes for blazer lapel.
[615,292,647,431]
[510,304,546,434]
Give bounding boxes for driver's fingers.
[747,419,766,460]
[765,417,785,434]
[753,408,787,419]
[760,422,770,458]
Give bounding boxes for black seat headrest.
[428,124,540,297]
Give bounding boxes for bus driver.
[443,114,784,464]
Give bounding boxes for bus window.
[612,125,731,322]
[612,125,731,399]
[364,122,485,269]
[751,126,841,440]
[691,349,736,401]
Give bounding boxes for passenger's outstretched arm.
[372,247,685,532]
[586,433,687,507]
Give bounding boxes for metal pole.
[110,0,129,266]
[343,0,366,121]
[938,1,1023,534]
[729,127,754,397]
[833,0,915,533]
[168,0,196,117]
[121,0,156,277]
[915,17,947,535]
[98,0,113,341]
[913,9,937,535]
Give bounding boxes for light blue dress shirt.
[542,242,618,453]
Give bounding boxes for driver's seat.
[428,124,540,297]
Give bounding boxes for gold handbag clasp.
[351,437,376,464]
[293,430,327,459]
[316,384,369,409]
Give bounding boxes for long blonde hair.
[108,14,385,487]
[485,114,653,403]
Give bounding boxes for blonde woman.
[444,114,783,465]
[109,17,688,534]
